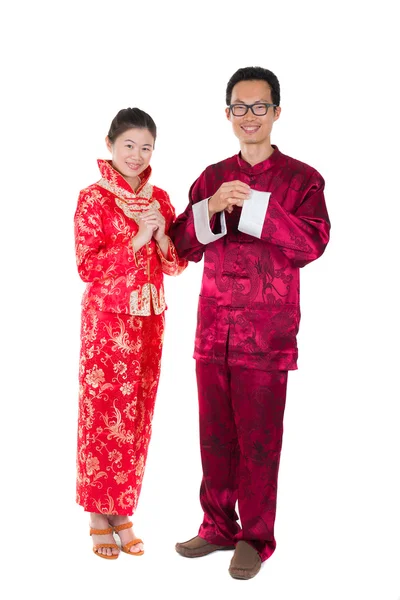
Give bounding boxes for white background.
[1,1,399,598]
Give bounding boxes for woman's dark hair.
[226,67,280,107]
[107,107,157,144]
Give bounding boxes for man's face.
[226,79,281,146]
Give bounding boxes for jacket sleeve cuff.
[155,237,187,276]
[155,237,174,263]
[238,190,271,238]
[192,198,227,245]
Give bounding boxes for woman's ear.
[105,136,112,153]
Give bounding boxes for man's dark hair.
[107,107,157,144]
[226,67,280,107]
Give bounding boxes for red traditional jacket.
[169,147,330,370]
[75,160,187,315]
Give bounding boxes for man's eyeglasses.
[228,103,277,117]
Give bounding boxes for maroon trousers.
[196,361,288,562]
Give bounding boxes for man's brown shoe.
[228,541,262,579]
[175,535,235,558]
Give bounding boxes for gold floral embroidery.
[135,454,145,478]
[129,284,151,316]
[103,316,141,355]
[79,393,95,431]
[97,177,153,201]
[123,399,138,421]
[93,489,116,515]
[115,198,160,223]
[120,382,134,396]
[129,283,166,316]
[102,403,135,447]
[85,365,105,388]
[86,454,100,476]
[117,485,138,511]
[113,361,127,375]
[114,471,130,485]
[150,284,166,315]
[108,450,123,465]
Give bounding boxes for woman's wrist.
[156,234,170,258]
[132,234,146,253]
[156,233,168,244]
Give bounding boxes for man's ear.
[273,106,281,122]
[225,107,231,121]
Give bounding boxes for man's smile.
[241,125,261,134]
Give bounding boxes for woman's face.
[106,127,154,182]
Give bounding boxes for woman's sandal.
[113,521,144,556]
[90,526,119,560]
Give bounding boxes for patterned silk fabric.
[196,362,288,561]
[75,159,187,316]
[75,161,186,514]
[76,310,164,514]
[169,147,330,370]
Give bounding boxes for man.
[169,66,330,580]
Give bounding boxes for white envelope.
[238,189,271,238]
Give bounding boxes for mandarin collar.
[236,145,282,175]
[97,159,152,196]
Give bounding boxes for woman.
[75,107,187,559]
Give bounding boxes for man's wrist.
[208,198,217,220]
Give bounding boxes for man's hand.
[208,181,251,218]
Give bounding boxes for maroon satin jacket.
[169,147,330,370]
